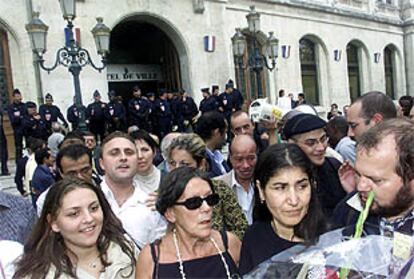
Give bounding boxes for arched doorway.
[346,42,361,102]
[299,38,320,105]
[384,45,396,99]
[107,16,187,104]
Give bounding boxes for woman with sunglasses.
[136,167,241,278]
[13,177,137,279]
[166,133,248,239]
[239,143,327,275]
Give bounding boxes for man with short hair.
[39,93,69,135]
[23,102,48,141]
[36,144,98,215]
[82,131,103,175]
[8,89,26,162]
[86,90,107,141]
[334,119,414,240]
[99,131,166,248]
[347,91,397,142]
[128,85,150,131]
[31,148,55,207]
[326,116,356,164]
[47,122,65,157]
[283,113,347,217]
[216,135,257,224]
[230,111,268,154]
[199,87,219,114]
[195,111,229,178]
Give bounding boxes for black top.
[150,231,239,278]
[239,222,297,275]
[316,157,347,218]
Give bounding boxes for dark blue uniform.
[7,101,26,161]
[170,97,184,132]
[128,97,150,131]
[219,92,234,119]
[86,101,107,140]
[155,98,173,138]
[232,88,244,111]
[22,114,48,141]
[199,96,219,114]
[181,96,198,131]
[67,104,86,131]
[104,100,126,133]
[147,99,157,134]
[39,104,68,134]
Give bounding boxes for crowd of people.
[0,86,414,278]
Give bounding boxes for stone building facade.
[0,0,413,151]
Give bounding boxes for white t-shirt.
[101,178,167,249]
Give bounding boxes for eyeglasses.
[297,134,329,148]
[174,193,220,210]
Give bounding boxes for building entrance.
[108,19,182,105]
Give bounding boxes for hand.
[339,160,357,193]
[63,122,69,128]
[145,191,158,211]
[33,114,41,120]
[259,118,277,131]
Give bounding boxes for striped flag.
[204,35,215,52]
[65,27,81,47]
[281,45,290,58]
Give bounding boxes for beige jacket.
[26,241,135,279]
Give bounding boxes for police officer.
[104,90,126,133]
[227,79,244,111]
[212,85,221,109]
[23,102,48,141]
[7,89,26,162]
[180,89,198,132]
[155,89,173,139]
[220,83,235,120]
[170,90,184,132]
[67,97,86,131]
[86,90,107,141]
[147,92,157,134]
[199,87,219,114]
[39,93,68,135]
[128,85,150,131]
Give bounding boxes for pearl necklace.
[172,228,232,279]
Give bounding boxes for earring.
[260,199,265,204]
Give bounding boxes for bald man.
[216,135,257,224]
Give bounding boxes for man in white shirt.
[99,132,166,249]
[216,135,257,224]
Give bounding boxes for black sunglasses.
[174,193,220,210]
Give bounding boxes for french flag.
[282,45,290,59]
[65,27,81,47]
[204,35,215,52]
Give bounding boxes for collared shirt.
[0,191,37,244]
[100,178,167,249]
[231,171,254,225]
[206,148,226,175]
[335,136,356,164]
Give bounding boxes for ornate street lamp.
[26,1,111,132]
[231,6,279,98]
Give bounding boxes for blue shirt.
[0,191,37,244]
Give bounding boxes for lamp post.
[25,0,111,132]
[231,6,279,99]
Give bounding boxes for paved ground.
[0,162,19,196]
